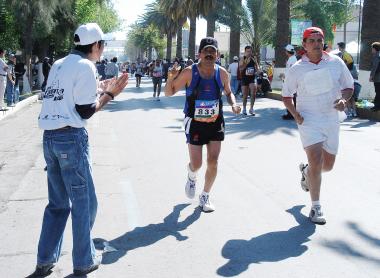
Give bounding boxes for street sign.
[291,19,312,46]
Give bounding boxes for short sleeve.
[282,67,298,97]
[73,62,98,105]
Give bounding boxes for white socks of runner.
[187,164,197,180]
[312,200,321,207]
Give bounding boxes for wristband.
[102,91,114,100]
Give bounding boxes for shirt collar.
[70,49,88,59]
[302,51,331,64]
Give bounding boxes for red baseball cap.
[303,27,324,40]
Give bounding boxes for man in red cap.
[282,27,354,225]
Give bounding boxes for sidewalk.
[0,91,40,122]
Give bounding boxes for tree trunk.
[360,0,380,71]
[229,0,242,63]
[148,46,152,61]
[176,26,183,58]
[166,32,172,61]
[274,0,290,68]
[188,16,197,60]
[206,12,216,37]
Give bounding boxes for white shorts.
[297,115,340,155]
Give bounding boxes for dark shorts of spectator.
[135,73,142,78]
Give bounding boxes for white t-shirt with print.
[282,52,353,116]
[38,53,98,130]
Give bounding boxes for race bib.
[303,68,334,96]
[245,67,255,76]
[153,72,162,77]
[194,100,219,123]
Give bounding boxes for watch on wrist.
[102,91,114,100]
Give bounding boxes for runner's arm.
[220,68,241,114]
[164,67,191,96]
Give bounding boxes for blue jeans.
[5,80,16,105]
[37,127,97,270]
[230,76,239,95]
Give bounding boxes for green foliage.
[0,0,19,51]
[293,0,356,42]
[75,0,121,33]
[127,23,165,59]
[241,0,277,55]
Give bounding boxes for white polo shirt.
[282,52,353,116]
[38,51,98,130]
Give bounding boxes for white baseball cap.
[285,44,294,52]
[233,56,239,61]
[74,23,105,46]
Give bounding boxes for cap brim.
[201,45,218,51]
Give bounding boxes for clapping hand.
[105,73,129,98]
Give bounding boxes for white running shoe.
[299,163,310,192]
[309,205,326,225]
[185,176,196,199]
[242,109,247,115]
[249,108,255,116]
[199,194,215,212]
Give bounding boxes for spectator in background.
[187,58,194,67]
[162,59,169,83]
[337,42,354,71]
[346,64,361,117]
[0,49,8,110]
[228,56,239,96]
[41,57,51,92]
[96,60,106,80]
[267,60,274,83]
[370,41,380,111]
[105,57,118,79]
[5,54,17,107]
[14,58,26,95]
[282,44,298,120]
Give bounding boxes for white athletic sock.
[201,191,209,197]
[187,164,197,180]
[312,201,321,207]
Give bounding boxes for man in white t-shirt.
[0,49,8,110]
[31,23,128,277]
[228,56,239,96]
[282,27,353,225]
[282,44,298,120]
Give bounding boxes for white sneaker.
[309,205,326,225]
[199,194,215,212]
[185,176,196,199]
[242,109,247,115]
[299,163,309,192]
[249,108,255,116]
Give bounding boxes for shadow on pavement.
[93,204,201,265]
[217,205,315,277]
[223,105,298,139]
[321,221,380,266]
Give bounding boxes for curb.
[266,91,380,122]
[0,93,40,122]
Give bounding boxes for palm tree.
[360,0,380,71]
[217,0,243,62]
[275,0,290,68]
[141,0,177,60]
